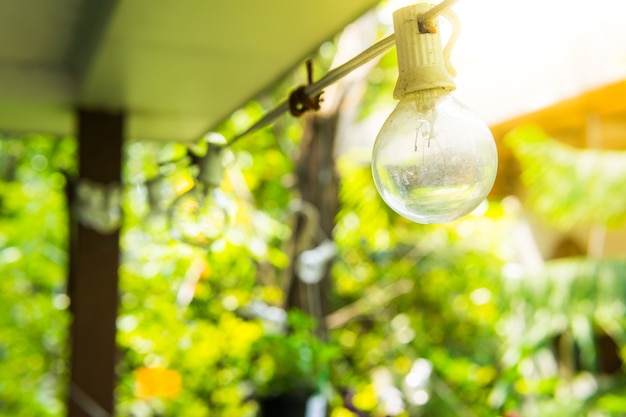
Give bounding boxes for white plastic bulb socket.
[372,3,497,224]
[170,145,230,246]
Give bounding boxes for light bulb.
[371,3,497,224]
[372,88,497,224]
[170,145,230,246]
[170,185,229,246]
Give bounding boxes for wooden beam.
[68,110,123,417]
[488,80,626,196]
[490,80,626,150]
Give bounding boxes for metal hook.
[288,59,323,117]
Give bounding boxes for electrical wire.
[419,0,460,22]
[225,0,460,147]
[303,34,396,99]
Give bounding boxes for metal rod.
[225,0,460,147]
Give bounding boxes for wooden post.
[284,112,340,338]
[68,110,123,417]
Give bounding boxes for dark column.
[285,112,340,338]
[68,110,123,417]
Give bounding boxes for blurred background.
[2,0,626,416]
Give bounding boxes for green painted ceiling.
[0,0,379,141]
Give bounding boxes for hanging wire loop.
[418,0,459,23]
[418,0,459,33]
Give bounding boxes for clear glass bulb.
[169,183,229,246]
[371,88,497,224]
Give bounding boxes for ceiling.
[0,0,379,142]
[3,0,626,146]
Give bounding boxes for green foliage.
[506,125,626,228]
[0,134,75,416]
[250,311,341,397]
[331,156,508,416]
[117,133,299,416]
[495,258,626,415]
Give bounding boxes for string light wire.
[225,0,460,147]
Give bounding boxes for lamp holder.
[392,3,458,99]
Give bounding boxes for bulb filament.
[414,121,433,151]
